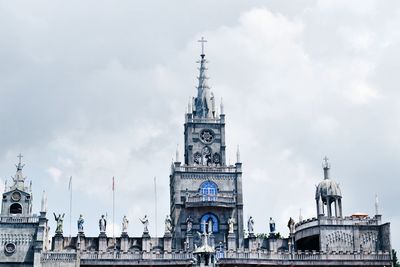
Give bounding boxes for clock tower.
[170,38,244,250]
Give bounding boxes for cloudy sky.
[1,0,399,250]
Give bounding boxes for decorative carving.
[11,191,21,202]
[193,152,202,165]
[202,147,212,166]
[77,214,84,233]
[186,216,193,233]
[53,213,65,234]
[247,216,254,234]
[139,215,149,233]
[4,242,16,255]
[122,215,129,233]
[200,129,215,144]
[228,217,235,234]
[165,215,173,233]
[213,153,221,165]
[99,215,107,233]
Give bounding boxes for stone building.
[0,42,392,266]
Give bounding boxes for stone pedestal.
[121,232,129,252]
[268,238,277,252]
[248,234,258,251]
[227,233,236,250]
[164,233,172,252]
[185,233,194,251]
[77,233,85,251]
[209,234,215,247]
[98,233,107,252]
[142,232,151,252]
[53,233,64,251]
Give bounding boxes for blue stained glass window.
[200,181,218,201]
[200,213,219,233]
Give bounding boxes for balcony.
[185,192,236,208]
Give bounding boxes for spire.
[16,153,25,171]
[194,37,214,119]
[322,156,330,179]
[11,153,27,191]
[236,145,241,163]
[176,144,180,163]
[299,208,303,222]
[220,98,224,115]
[375,193,379,215]
[41,190,48,213]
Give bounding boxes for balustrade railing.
[0,216,39,223]
[41,252,77,262]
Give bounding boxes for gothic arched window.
[200,181,218,201]
[200,213,219,233]
[9,203,22,214]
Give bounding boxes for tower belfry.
[170,39,244,251]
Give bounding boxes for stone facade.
[0,47,392,267]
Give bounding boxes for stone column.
[227,233,236,251]
[121,232,129,252]
[327,198,332,217]
[334,199,339,218]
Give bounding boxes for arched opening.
[200,213,219,233]
[9,203,22,214]
[200,181,218,201]
[296,234,320,251]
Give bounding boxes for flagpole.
[154,176,158,238]
[69,176,72,237]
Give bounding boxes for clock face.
[200,129,214,144]
[11,192,21,202]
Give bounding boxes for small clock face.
[200,129,214,144]
[11,192,21,202]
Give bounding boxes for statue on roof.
[54,213,65,234]
[139,215,149,233]
[99,214,107,233]
[77,214,84,233]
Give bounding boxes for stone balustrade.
[40,252,77,262]
[174,165,238,173]
[0,216,39,224]
[185,192,236,208]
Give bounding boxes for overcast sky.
[1,0,399,250]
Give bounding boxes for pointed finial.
[375,193,379,215]
[16,153,25,171]
[236,145,241,163]
[176,144,180,163]
[299,208,303,222]
[4,180,7,192]
[188,98,192,114]
[322,156,330,179]
[220,98,224,114]
[198,36,207,56]
[41,190,47,212]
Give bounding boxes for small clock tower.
[170,38,244,250]
[1,154,33,216]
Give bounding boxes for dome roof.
[315,178,342,199]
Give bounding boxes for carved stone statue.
[287,217,295,235]
[139,215,149,233]
[186,216,193,233]
[228,217,235,234]
[53,213,65,234]
[269,217,276,233]
[77,214,84,233]
[207,219,213,234]
[122,215,129,233]
[247,216,254,234]
[165,215,173,233]
[99,214,107,233]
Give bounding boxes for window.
[200,181,218,201]
[9,203,22,214]
[200,213,219,233]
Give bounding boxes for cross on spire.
[17,153,23,164]
[198,36,207,55]
[322,156,330,169]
